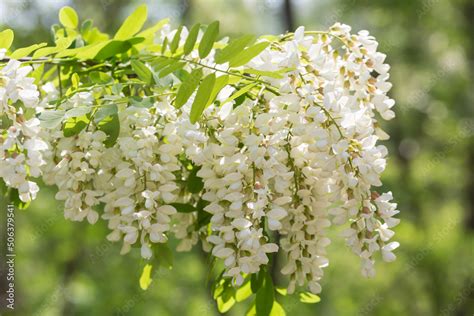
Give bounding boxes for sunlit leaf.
[215,34,255,64]
[229,41,270,67]
[198,21,219,59]
[175,68,203,108]
[114,4,148,40]
[59,6,79,29]
[10,43,47,59]
[190,73,216,123]
[170,25,183,54]
[222,83,257,106]
[139,264,153,290]
[299,292,321,304]
[183,23,200,55]
[0,29,14,50]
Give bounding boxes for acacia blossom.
[0,22,400,295]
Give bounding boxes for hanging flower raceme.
[0,5,400,314]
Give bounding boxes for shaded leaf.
[65,106,91,118]
[153,243,173,269]
[97,114,119,147]
[187,167,204,193]
[170,203,196,213]
[256,272,274,316]
[38,110,66,129]
[131,60,154,84]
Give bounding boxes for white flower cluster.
[0,23,400,295]
[0,52,46,202]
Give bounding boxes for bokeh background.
[0,0,473,315]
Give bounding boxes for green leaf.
[251,270,264,293]
[275,288,287,296]
[59,6,79,29]
[206,75,229,107]
[97,114,120,148]
[222,83,257,106]
[94,104,118,123]
[215,34,255,64]
[243,68,290,79]
[187,167,204,193]
[299,292,321,304]
[170,25,183,54]
[136,18,169,41]
[161,37,168,55]
[217,296,236,313]
[0,29,14,50]
[183,23,200,55]
[196,199,211,228]
[139,264,153,290]
[229,41,270,68]
[175,68,203,108]
[63,115,89,137]
[10,43,47,59]
[38,110,66,129]
[158,61,186,78]
[153,243,173,269]
[198,21,219,59]
[65,106,91,118]
[32,37,74,58]
[94,40,131,60]
[131,60,154,85]
[114,4,148,40]
[90,71,113,84]
[270,301,286,316]
[170,203,196,213]
[190,73,216,123]
[256,272,274,316]
[236,281,253,302]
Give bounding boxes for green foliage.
[184,23,201,55]
[131,60,154,85]
[215,34,256,64]
[0,29,14,50]
[190,73,216,123]
[175,68,203,108]
[199,21,219,58]
[139,264,153,290]
[96,114,119,147]
[114,4,148,40]
[59,6,79,29]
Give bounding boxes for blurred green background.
[0,0,473,315]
